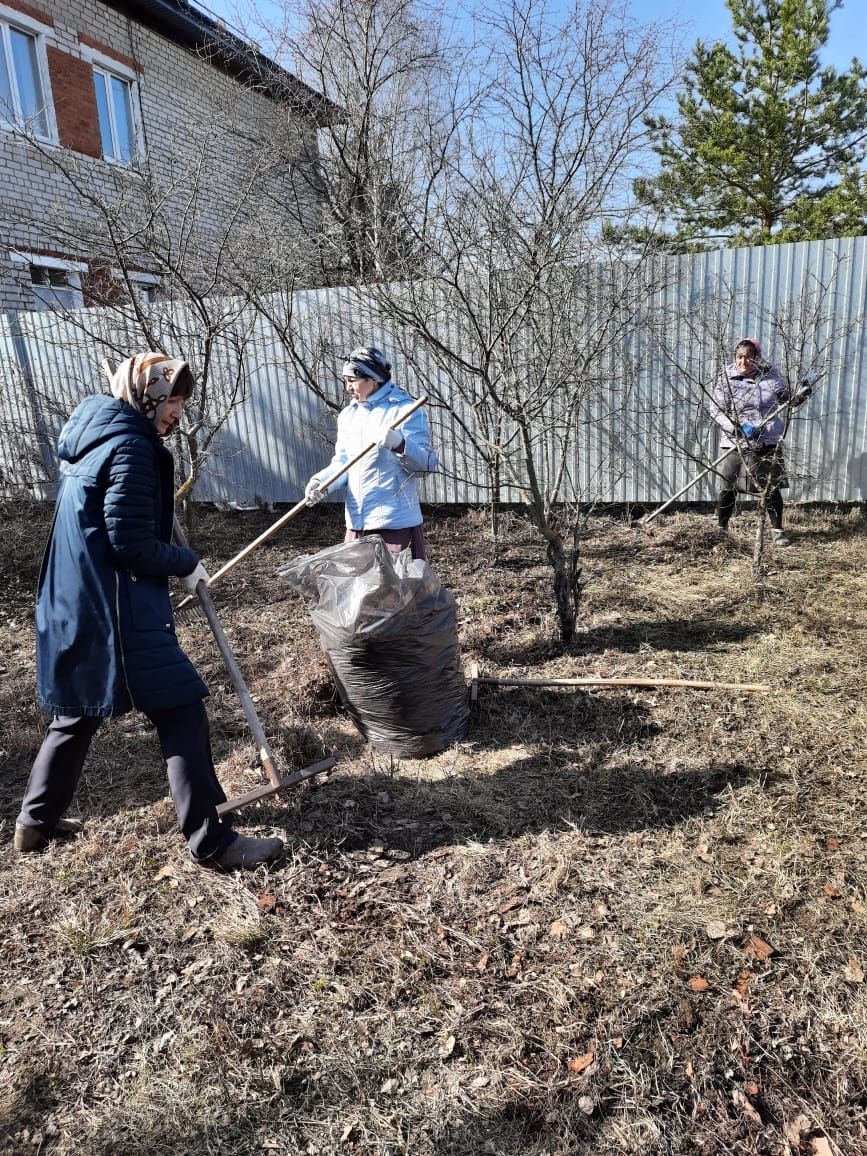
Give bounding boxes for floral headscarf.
[109,352,192,425]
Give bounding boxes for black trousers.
[717,446,784,529]
[16,700,234,860]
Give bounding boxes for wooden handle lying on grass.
[482,676,770,691]
[176,395,429,611]
[469,665,769,696]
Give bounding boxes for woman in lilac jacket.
[711,338,806,547]
[305,347,438,560]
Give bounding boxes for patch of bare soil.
[1,500,866,1155]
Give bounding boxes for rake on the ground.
[171,514,336,815]
[467,661,771,700]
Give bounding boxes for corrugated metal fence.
[1,237,865,505]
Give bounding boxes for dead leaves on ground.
[256,890,287,915]
[784,1117,836,1156]
[672,927,783,998]
[731,1086,763,1125]
[744,933,776,962]
[567,1050,595,1074]
[842,958,864,984]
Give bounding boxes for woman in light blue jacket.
[305,347,438,560]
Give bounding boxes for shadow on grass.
[0,706,273,832]
[0,1069,61,1149]
[286,753,759,861]
[782,519,867,545]
[482,615,759,666]
[272,690,765,859]
[0,1077,605,1156]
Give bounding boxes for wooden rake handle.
[640,391,806,527]
[176,394,429,610]
[476,675,770,693]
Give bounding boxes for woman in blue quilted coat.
[14,353,282,870]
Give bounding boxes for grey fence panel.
[1,237,865,505]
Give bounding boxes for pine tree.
[633,0,867,247]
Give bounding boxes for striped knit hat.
[342,346,391,384]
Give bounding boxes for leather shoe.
[14,817,84,853]
[198,833,284,871]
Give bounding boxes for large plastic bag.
[278,537,469,756]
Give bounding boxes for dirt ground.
[0,499,865,1155]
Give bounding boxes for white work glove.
[378,428,404,452]
[305,478,326,505]
[180,561,209,593]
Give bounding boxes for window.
[92,66,136,163]
[130,276,159,305]
[115,269,161,305]
[0,17,50,137]
[29,264,84,310]
[11,254,87,310]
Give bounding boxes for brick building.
[0,0,330,313]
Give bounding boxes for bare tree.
[194,0,681,642]
[264,0,462,285]
[367,0,679,639]
[243,0,678,640]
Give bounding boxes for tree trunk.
[180,432,200,545]
[752,495,768,584]
[489,457,502,562]
[181,493,196,544]
[547,534,577,641]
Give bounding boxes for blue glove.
[740,423,757,439]
[794,373,817,404]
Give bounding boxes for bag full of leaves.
[278,536,469,756]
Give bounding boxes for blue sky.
[627,0,865,71]
[196,0,866,73]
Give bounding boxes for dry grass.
[1,499,866,1155]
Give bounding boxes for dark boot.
[196,833,284,871]
[14,817,85,853]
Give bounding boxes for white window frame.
[84,47,142,165]
[10,251,87,310]
[113,268,161,305]
[0,4,57,143]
